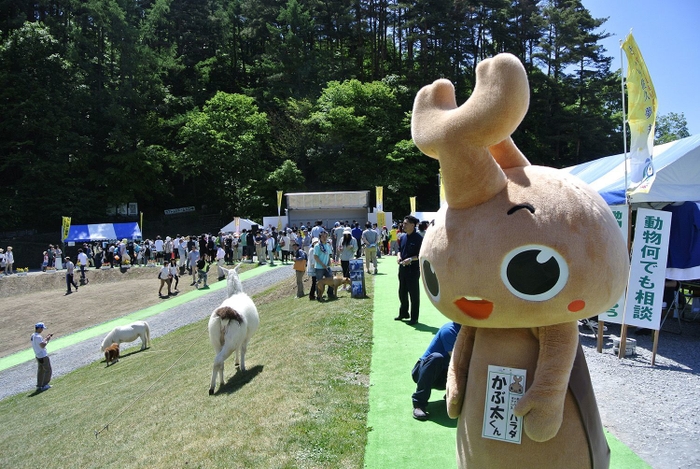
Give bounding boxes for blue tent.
[563,134,700,205]
[64,222,142,243]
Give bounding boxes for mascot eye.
[500,245,568,301]
[422,259,441,301]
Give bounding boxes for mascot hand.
[445,380,464,419]
[513,389,564,442]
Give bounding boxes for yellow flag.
[62,216,71,241]
[622,33,657,190]
[409,197,416,214]
[377,212,386,228]
[376,186,384,211]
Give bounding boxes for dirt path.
[0,266,215,358]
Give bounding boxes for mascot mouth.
[454,297,494,320]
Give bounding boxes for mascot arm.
[446,326,477,418]
[513,322,579,442]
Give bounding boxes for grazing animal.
[316,276,351,298]
[101,321,150,352]
[104,343,120,366]
[208,266,259,395]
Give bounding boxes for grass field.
[0,276,372,469]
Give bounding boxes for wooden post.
[617,324,628,358]
[596,320,605,353]
[651,329,660,366]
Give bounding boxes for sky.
[582,0,700,136]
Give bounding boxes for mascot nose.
[454,297,494,319]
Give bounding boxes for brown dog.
[104,343,120,366]
[316,276,351,298]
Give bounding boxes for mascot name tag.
[482,365,526,444]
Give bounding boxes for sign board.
[349,259,365,298]
[598,204,630,324]
[482,365,526,444]
[164,206,195,215]
[622,208,672,330]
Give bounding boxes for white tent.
[563,134,700,205]
[220,218,257,233]
[565,134,700,281]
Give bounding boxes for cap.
[334,222,340,227]
[35,322,47,329]
[312,237,319,244]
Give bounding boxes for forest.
[0,0,688,232]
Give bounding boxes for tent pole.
[620,39,629,197]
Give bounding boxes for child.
[158,260,172,297]
[169,258,179,292]
[195,258,209,288]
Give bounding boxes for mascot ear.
[411,54,529,209]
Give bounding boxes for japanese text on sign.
[482,365,526,444]
[623,208,671,330]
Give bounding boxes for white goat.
[208,265,259,395]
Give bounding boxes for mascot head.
[412,53,629,328]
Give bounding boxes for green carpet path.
[364,256,651,469]
[0,265,278,373]
[2,257,651,468]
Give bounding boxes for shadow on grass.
[425,398,458,428]
[408,322,439,335]
[215,364,264,395]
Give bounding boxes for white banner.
[622,208,672,330]
[598,205,630,324]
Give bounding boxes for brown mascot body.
[412,54,629,468]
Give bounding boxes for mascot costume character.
[411,53,629,468]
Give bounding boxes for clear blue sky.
[583,0,700,136]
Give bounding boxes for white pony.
[208,264,259,395]
[101,321,151,352]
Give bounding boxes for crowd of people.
[28,214,444,428]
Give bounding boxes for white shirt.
[77,252,88,266]
[169,265,178,277]
[266,236,275,251]
[31,332,48,358]
[216,247,225,260]
[154,239,164,252]
[159,266,171,279]
[280,235,291,251]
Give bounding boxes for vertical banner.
[139,212,143,234]
[598,205,630,324]
[61,216,71,241]
[376,212,386,230]
[409,196,416,214]
[277,190,283,230]
[234,216,240,233]
[622,32,657,191]
[623,208,672,330]
[439,170,446,208]
[376,186,384,211]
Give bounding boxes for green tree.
[655,112,691,144]
[0,22,87,230]
[174,92,270,219]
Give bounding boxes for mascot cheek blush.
[412,53,629,469]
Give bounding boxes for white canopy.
[220,218,257,233]
[563,134,700,205]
